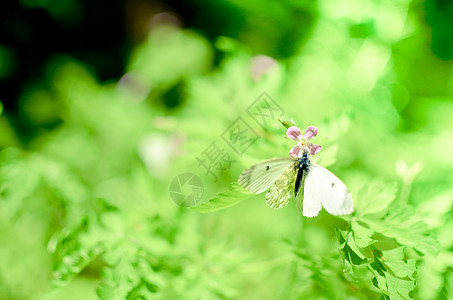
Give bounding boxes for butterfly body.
[295,150,310,198]
[238,150,353,217]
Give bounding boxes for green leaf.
[0,151,41,216]
[369,261,388,293]
[357,205,439,256]
[278,119,296,129]
[351,219,376,248]
[97,245,161,300]
[386,272,415,300]
[355,182,398,218]
[417,250,453,299]
[336,228,368,265]
[381,247,416,280]
[368,249,416,300]
[338,182,435,299]
[384,260,417,280]
[190,182,255,212]
[381,247,405,260]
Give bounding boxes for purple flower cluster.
[286,125,322,157]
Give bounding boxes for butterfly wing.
[265,163,298,209]
[295,167,322,217]
[238,157,297,194]
[302,163,353,217]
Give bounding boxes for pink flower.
[303,126,318,140]
[309,144,322,155]
[286,125,322,157]
[286,126,302,140]
[289,143,301,157]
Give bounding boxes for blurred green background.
[1,0,453,299]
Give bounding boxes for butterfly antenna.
[282,135,292,141]
[320,135,330,143]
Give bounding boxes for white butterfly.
[238,149,353,217]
